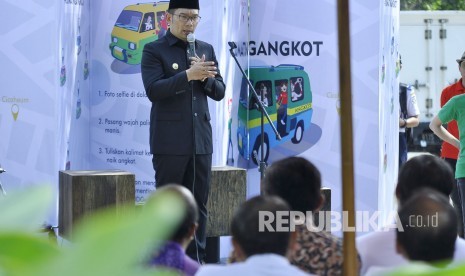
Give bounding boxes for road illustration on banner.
[109,2,169,66]
[236,64,320,167]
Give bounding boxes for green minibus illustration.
[237,64,313,164]
[109,2,169,65]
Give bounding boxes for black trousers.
[152,154,212,262]
[399,132,408,169]
[444,158,464,237]
[456,177,465,238]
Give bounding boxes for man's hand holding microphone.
[185,33,217,82]
[187,55,217,82]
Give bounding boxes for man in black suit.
[141,0,225,263]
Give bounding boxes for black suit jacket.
[141,30,225,155]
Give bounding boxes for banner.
[0,1,60,224]
[246,0,389,230]
[1,0,398,233]
[58,0,91,173]
[378,0,400,225]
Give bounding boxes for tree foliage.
[400,0,465,10]
[0,185,183,276]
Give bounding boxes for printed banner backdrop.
[245,0,391,232]
[216,0,250,258]
[0,0,60,224]
[218,0,249,168]
[58,0,91,174]
[0,0,398,236]
[378,1,400,225]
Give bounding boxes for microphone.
[228,41,237,49]
[187,33,197,58]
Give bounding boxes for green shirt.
[438,94,465,178]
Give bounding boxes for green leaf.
[33,189,185,276]
[0,185,53,232]
[0,232,60,276]
[388,262,465,275]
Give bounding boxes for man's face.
[167,9,200,41]
[460,61,465,79]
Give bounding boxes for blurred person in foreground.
[147,184,199,276]
[357,155,465,275]
[196,195,312,276]
[395,189,457,271]
[365,189,458,276]
[261,156,361,275]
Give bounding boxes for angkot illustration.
[381,54,385,83]
[237,64,313,165]
[76,81,81,119]
[83,44,89,80]
[76,19,81,55]
[227,98,234,166]
[60,48,66,86]
[395,53,401,77]
[66,142,71,170]
[109,1,169,65]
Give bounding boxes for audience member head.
[395,154,454,205]
[152,184,198,246]
[396,188,457,265]
[261,156,322,213]
[231,195,294,259]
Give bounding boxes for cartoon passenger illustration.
[226,98,234,165]
[76,20,82,55]
[60,48,66,86]
[83,45,89,80]
[76,81,81,119]
[259,82,269,107]
[144,15,153,31]
[157,13,168,38]
[291,77,303,101]
[276,81,288,125]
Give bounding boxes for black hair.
[231,195,292,257]
[396,155,454,205]
[396,188,457,264]
[153,184,198,242]
[262,157,321,212]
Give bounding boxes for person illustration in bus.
[157,12,168,38]
[145,15,154,31]
[291,77,303,101]
[258,82,269,107]
[276,81,288,125]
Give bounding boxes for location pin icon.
[11,104,19,121]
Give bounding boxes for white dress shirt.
[195,253,313,276]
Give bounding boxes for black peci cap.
[168,0,199,10]
[456,51,465,64]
